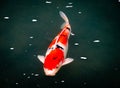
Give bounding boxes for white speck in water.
[80,57,87,60]
[29,44,32,46]
[74,43,79,46]
[93,40,100,43]
[78,11,82,14]
[61,80,64,83]
[32,19,37,22]
[57,6,59,9]
[27,76,30,79]
[83,82,87,85]
[65,5,73,8]
[16,83,19,85]
[4,16,9,19]
[118,0,120,2]
[68,2,73,5]
[23,73,26,76]
[34,74,39,76]
[71,32,75,36]
[54,81,58,84]
[31,73,34,75]
[45,1,52,4]
[50,20,54,23]
[29,36,34,39]
[33,55,37,57]
[25,50,28,53]
[10,47,14,50]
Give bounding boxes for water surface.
[0,0,120,88]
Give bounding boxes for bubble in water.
[33,55,37,57]
[23,73,26,76]
[27,76,30,79]
[93,40,100,43]
[57,6,59,9]
[78,11,82,14]
[32,19,37,22]
[80,57,87,60]
[83,82,87,85]
[16,83,19,85]
[34,74,39,76]
[71,32,75,36]
[31,73,34,75]
[29,44,32,46]
[29,36,34,39]
[45,1,52,4]
[68,2,73,5]
[4,16,9,19]
[61,80,64,83]
[10,47,14,50]
[54,81,58,84]
[74,43,79,46]
[65,5,73,8]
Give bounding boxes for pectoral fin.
[71,32,75,36]
[37,55,45,63]
[62,58,74,66]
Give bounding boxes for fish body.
[38,11,73,76]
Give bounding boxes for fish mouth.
[44,68,56,76]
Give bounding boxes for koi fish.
[37,11,74,76]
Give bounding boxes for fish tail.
[59,11,69,23]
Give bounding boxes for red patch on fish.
[44,48,64,70]
[57,28,69,45]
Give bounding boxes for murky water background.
[0,0,120,88]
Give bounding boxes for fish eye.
[66,27,70,31]
[56,65,59,69]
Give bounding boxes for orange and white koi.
[37,11,74,76]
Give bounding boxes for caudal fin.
[59,11,69,23]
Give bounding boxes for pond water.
[0,0,120,88]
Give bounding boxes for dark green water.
[0,0,120,88]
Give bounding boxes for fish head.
[43,64,62,76]
[43,58,62,76]
[43,49,64,76]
